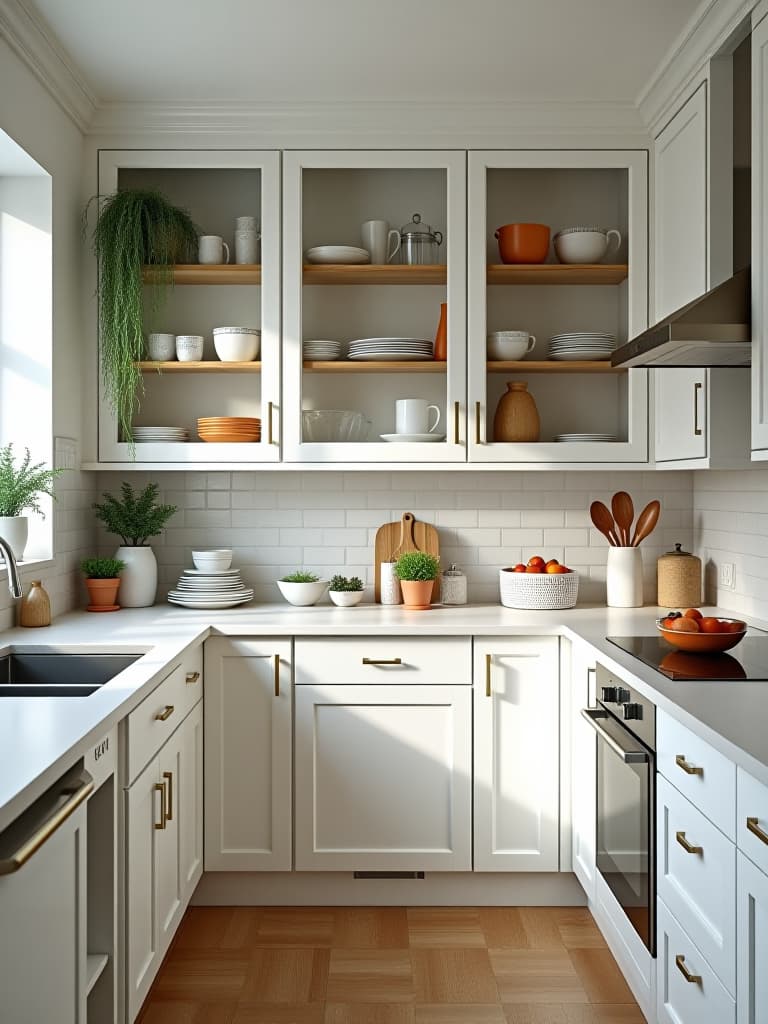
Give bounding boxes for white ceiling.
[30,0,702,106]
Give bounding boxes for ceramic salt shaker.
[441,564,467,605]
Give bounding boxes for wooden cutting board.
[374,511,440,602]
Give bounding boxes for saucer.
[380,433,446,443]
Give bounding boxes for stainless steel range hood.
[611,268,751,368]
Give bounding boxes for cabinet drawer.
[657,897,735,1024]
[737,767,768,876]
[126,646,203,784]
[294,636,471,686]
[658,710,736,838]
[657,775,736,994]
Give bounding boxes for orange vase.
[433,303,447,361]
[493,381,540,442]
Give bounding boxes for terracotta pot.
[85,577,121,612]
[400,579,435,610]
[493,381,540,442]
[494,223,550,264]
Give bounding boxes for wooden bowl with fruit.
[657,608,747,653]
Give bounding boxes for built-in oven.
[581,663,656,955]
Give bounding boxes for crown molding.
[0,0,96,131]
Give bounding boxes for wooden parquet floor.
[137,906,646,1024]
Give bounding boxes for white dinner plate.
[167,596,253,609]
[548,352,612,361]
[349,353,434,361]
[182,568,241,577]
[380,433,447,443]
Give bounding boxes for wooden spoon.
[631,500,660,547]
[590,500,619,546]
[611,491,634,547]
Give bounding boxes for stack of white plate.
[132,426,189,443]
[303,340,342,360]
[348,337,433,361]
[547,333,616,361]
[167,568,254,609]
[305,245,370,265]
[554,433,618,443]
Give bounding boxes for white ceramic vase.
[0,516,28,561]
[606,546,643,608]
[380,561,402,605]
[116,545,158,607]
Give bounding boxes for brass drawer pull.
[676,830,703,855]
[475,401,482,444]
[274,653,280,697]
[153,782,166,830]
[486,653,492,697]
[162,771,173,821]
[362,657,402,666]
[454,401,460,445]
[676,754,703,776]
[675,954,702,985]
[747,816,768,847]
[185,671,200,684]
[155,705,175,722]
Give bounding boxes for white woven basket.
[499,568,579,609]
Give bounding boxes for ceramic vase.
[19,580,51,627]
[116,545,157,607]
[606,546,643,608]
[493,381,540,442]
[380,561,402,605]
[434,302,447,360]
[400,579,434,610]
[85,578,121,612]
[0,516,28,561]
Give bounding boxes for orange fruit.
[546,563,569,574]
[699,617,721,633]
[661,616,675,628]
[525,564,544,573]
[670,617,700,632]
[527,556,545,568]
[545,559,560,568]
[684,608,703,621]
[513,564,527,573]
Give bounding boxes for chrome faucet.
[0,536,23,599]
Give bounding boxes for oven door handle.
[580,708,650,764]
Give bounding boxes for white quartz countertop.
[1,600,767,829]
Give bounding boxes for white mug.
[395,399,441,435]
[147,333,176,360]
[176,335,204,362]
[198,235,230,265]
[235,229,260,264]
[361,220,401,264]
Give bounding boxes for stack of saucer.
[554,432,618,443]
[132,425,189,443]
[348,337,433,361]
[167,568,254,609]
[305,245,370,265]
[303,340,342,360]
[547,332,616,361]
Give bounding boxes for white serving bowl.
[487,332,536,361]
[192,548,233,571]
[276,579,328,606]
[213,327,261,362]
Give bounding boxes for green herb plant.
[0,443,64,517]
[329,574,363,592]
[80,557,126,579]
[280,570,320,583]
[93,482,176,546]
[393,551,440,582]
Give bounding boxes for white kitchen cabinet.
[752,13,768,457]
[737,850,768,1024]
[570,646,597,897]
[294,683,472,871]
[204,638,292,871]
[473,636,560,871]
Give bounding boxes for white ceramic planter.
[276,579,328,606]
[116,545,158,607]
[0,516,28,561]
[606,546,643,608]
[329,590,364,607]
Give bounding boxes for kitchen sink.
[0,651,142,697]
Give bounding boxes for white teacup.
[553,228,622,264]
[487,331,536,361]
[198,235,230,265]
[147,332,176,360]
[176,335,204,362]
[395,399,441,435]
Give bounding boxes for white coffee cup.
[198,235,230,265]
[235,229,260,264]
[486,331,536,361]
[176,335,204,362]
[147,333,176,360]
[395,399,441,435]
[361,220,401,265]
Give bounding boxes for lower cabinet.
[737,850,768,1024]
[473,636,560,871]
[570,644,597,896]
[204,638,292,870]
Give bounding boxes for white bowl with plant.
[328,574,364,607]
[0,443,64,562]
[276,570,328,606]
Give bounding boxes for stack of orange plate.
[198,417,261,443]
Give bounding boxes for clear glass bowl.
[302,410,371,442]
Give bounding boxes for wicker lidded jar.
[493,381,540,442]
[657,543,702,607]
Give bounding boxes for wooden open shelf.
[303,264,445,285]
[136,361,261,373]
[486,264,628,285]
[142,265,261,285]
[304,360,446,373]
[487,360,624,373]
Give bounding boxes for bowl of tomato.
[656,608,747,653]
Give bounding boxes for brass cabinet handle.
[486,653,492,697]
[676,754,703,776]
[362,657,402,666]
[153,782,167,831]
[268,400,276,445]
[185,671,200,685]
[162,771,173,821]
[273,653,280,697]
[676,830,703,855]
[747,816,768,847]
[155,705,175,722]
[693,381,703,436]
[675,954,702,985]
[475,401,482,444]
[454,401,460,445]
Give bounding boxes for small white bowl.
[192,548,233,571]
[276,579,328,606]
[213,327,261,362]
[329,590,364,607]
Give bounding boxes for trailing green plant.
[280,570,320,583]
[329,574,363,592]
[394,551,440,582]
[86,188,200,445]
[0,443,64,518]
[93,482,176,546]
[80,557,126,579]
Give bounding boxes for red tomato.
[513,564,527,573]
[527,555,545,568]
[699,617,721,633]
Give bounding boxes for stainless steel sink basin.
[0,652,142,697]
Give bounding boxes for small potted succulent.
[328,574,364,608]
[0,443,64,561]
[276,570,328,607]
[81,557,126,612]
[394,551,440,609]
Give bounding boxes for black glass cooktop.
[607,636,768,681]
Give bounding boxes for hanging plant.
[86,188,199,446]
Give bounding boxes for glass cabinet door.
[282,150,466,463]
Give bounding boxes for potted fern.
[394,551,440,610]
[0,443,64,561]
[93,482,176,607]
[87,188,199,446]
[81,557,126,612]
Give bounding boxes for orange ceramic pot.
[494,223,550,264]
[400,579,435,610]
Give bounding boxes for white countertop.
[1,600,767,830]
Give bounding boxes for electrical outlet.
[719,562,735,590]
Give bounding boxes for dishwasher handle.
[581,708,650,764]
[0,767,94,876]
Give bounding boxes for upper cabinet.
[753,13,768,457]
